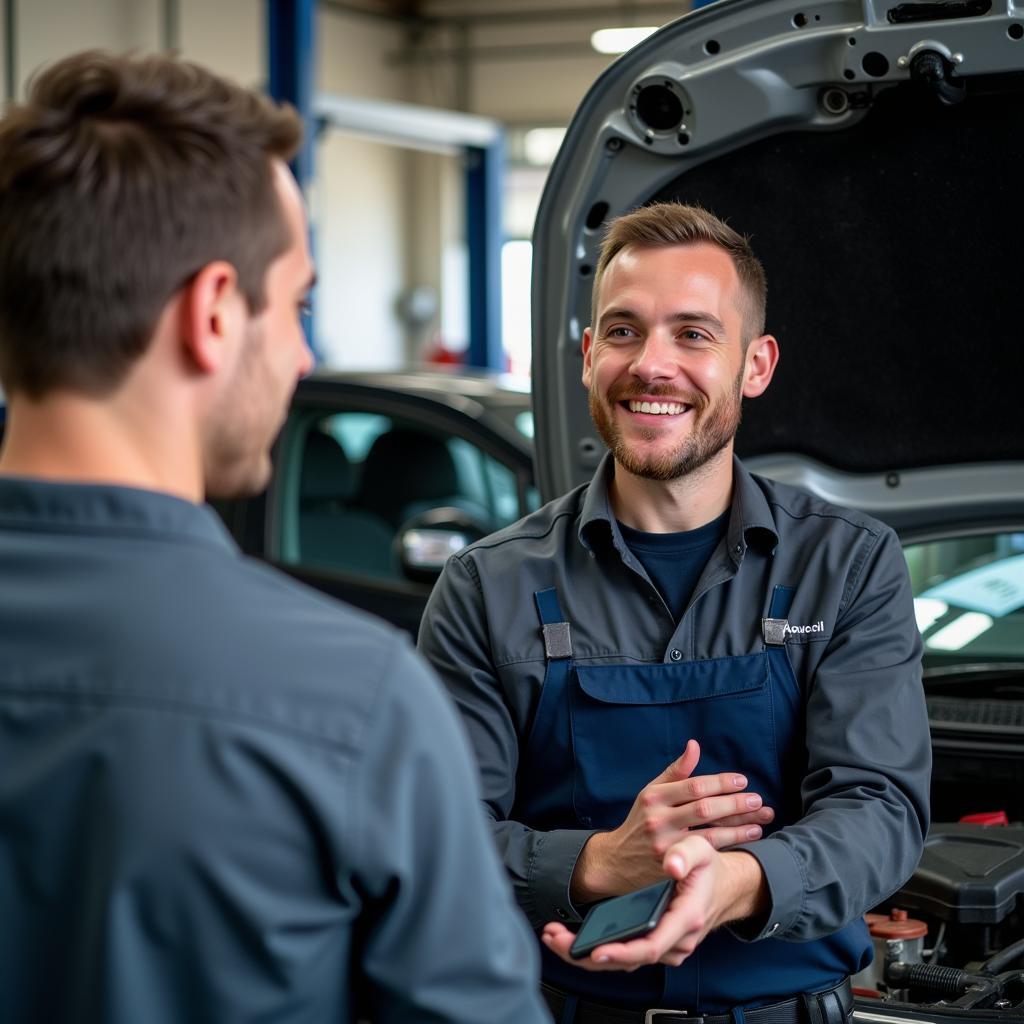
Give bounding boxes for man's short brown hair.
[592,202,767,342]
[0,51,302,397]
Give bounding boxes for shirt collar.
[579,452,779,562]
[0,476,239,554]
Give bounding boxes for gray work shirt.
[419,454,931,941]
[0,477,549,1024]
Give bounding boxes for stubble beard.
[203,321,280,500]
[588,371,744,482]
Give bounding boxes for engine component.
[894,824,1024,924]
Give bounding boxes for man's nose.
[629,330,678,381]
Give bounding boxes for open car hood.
[531,0,1024,534]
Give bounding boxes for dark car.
[528,0,1024,1018]
[215,369,538,637]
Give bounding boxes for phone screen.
[569,879,675,959]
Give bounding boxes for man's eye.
[681,330,707,342]
[298,299,313,318]
[607,326,636,338]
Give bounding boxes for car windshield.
[906,530,1024,670]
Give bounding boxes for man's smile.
[624,399,691,416]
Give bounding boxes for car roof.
[296,367,535,449]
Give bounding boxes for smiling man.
[0,50,547,1024]
[419,203,931,1024]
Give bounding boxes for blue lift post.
[267,0,316,192]
[272,0,508,372]
[267,0,317,350]
[465,135,506,371]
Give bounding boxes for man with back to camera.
[0,50,550,1024]
[419,202,932,1023]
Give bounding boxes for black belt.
[541,978,853,1024]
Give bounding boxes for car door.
[221,379,537,637]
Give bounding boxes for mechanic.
[419,202,931,1024]
[0,51,548,1024]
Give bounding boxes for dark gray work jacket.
[419,455,931,943]
[0,476,548,1024]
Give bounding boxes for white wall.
[6,0,159,96]
[178,0,263,89]
[2,0,263,98]
[409,0,630,123]
[314,6,410,369]
[1,0,415,373]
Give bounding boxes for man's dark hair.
[593,202,767,343]
[0,51,302,397]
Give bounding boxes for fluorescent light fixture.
[591,26,659,55]
[913,597,948,633]
[925,611,994,652]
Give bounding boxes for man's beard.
[203,321,280,500]
[588,371,743,481]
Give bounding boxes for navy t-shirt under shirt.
[617,510,730,623]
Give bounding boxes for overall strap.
[534,587,573,660]
[518,589,577,825]
[768,584,795,621]
[762,584,795,647]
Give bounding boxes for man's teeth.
[627,400,685,415]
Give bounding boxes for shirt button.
[669,649,683,662]
[767,922,780,935]
[734,544,743,555]
[557,907,569,920]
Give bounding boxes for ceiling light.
[591,27,659,55]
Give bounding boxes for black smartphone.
[569,878,676,959]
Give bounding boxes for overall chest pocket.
[569,653,783,829]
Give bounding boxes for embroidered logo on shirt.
[785,620,825,635]
[762,618,826,645]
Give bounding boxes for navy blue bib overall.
[518,585,870,1013]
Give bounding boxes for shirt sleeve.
[731,525,931,942]
[350,640,551,1024]
[419,554,596,931]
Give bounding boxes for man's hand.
[544,836,769,971]
[570,739,774,902]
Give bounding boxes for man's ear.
[180,261,244,375]
[581,327,594,388]
[742,334,779,399]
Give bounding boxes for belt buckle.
[645,1012,703,1024]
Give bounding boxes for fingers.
[654,738,700,784]
[707,806,775,827]
[544,838,718,973]
[540,923,642,972]
[567,883,707,970]
[698,823,763,848]
[664,833,715,881]
[659,771,753,808]
[702,806,775,830]
[653,790,769,837]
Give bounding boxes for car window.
[906,530,1024,661]
[274,408,534,581]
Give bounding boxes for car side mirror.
[396,507,488,583]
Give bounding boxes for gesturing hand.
[545,835,768,971]
[570,739,774,902]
